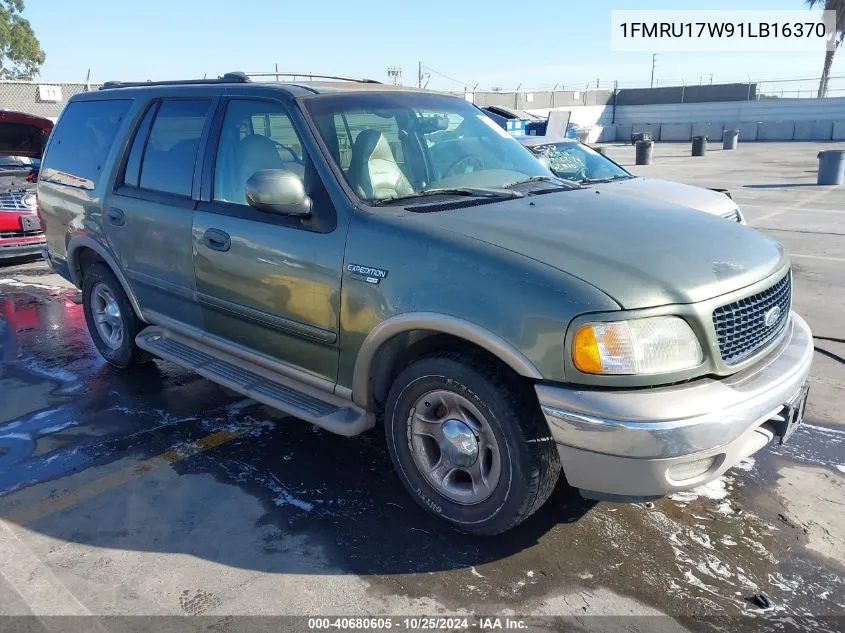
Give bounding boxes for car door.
[192,96,348,385]
[105,97,216,329]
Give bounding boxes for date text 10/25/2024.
[307,617,529,630]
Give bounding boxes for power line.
[422,65,473,89]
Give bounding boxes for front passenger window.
[214,100,305,205]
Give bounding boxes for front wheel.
[384,353,560,535]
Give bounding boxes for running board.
[136,327,374,436]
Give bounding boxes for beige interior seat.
[348,129,413,200]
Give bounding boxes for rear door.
[192,95,349,385]
[105,97,216,328]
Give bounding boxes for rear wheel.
[384,353,560,535]
[82,263,148,367]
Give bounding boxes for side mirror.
[245,169,312,217]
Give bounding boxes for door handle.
[106,207,125,226]
[203,228,231,252]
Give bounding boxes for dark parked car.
[39,74,811,534]
[0,110,53,261]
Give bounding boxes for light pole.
[650,54,657,88]
[387,66,402,85]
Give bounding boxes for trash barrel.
[723,129,739,151]
[692,136,708,157]
[817,150,845,185]
[576,129,590,143]
[635,140,654,165]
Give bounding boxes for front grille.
[0,229,41,239]
[721,209,742,223]
[713,273,792,365]
[0,190,30,210]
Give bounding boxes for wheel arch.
[66,236,146,322]
[351,312,543,410]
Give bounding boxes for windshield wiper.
[505,175,578,190]
[373,187,523,206]
[580,174,633,184]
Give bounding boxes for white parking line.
[751,188,838,223]
[790,253,845,263]
[741,205,845,215]
[0,520,92,615]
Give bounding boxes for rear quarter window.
[41,99,132,190]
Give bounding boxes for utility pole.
[709,73,713,85]
[418,61,422,88]
[650,54,657,88]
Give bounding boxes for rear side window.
[122,102,158,188]
[137,99,211,196]
[41,99,132,190]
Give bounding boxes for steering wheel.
[269,139,303,164]
[444,155,484,177]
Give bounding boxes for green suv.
[38,73,813,535]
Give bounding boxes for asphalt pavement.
[0,141,843,632]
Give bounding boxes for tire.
[81,263,148,368]
[384,352,560,535]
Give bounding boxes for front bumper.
[537,312,813,500]
[0,237,46,260]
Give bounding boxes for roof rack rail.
[244,71,381,84]
[100,72,250,90]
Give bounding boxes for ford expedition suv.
[38,73,813,535]
[0,110,53,261]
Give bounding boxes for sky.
[23,0,843,95]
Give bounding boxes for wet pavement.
[1,143,844,630]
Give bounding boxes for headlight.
[572,316,703,375]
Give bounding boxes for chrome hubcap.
[409,389,501,505]
[91,283,123,349]
[440,419,478,468]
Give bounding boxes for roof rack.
[100,72,250,90]
[244,71,381,84]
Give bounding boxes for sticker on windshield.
[477,115,517,140]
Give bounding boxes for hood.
[0,110,54,159]
[404,188,786,309]
[593,177,738,218]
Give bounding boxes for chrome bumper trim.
[537,312,813,459]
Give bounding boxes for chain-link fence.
[0,81,101,120]
[1,75,842,124]
[467,76,845,111]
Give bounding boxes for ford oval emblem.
[764,306,782,327]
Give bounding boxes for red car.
[0,110,53,262]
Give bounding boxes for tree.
[0,0,44,80]
[807,0,845,98]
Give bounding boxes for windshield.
[528,142,631,183]
[305,92,554,203]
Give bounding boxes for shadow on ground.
[0,286,595,579]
